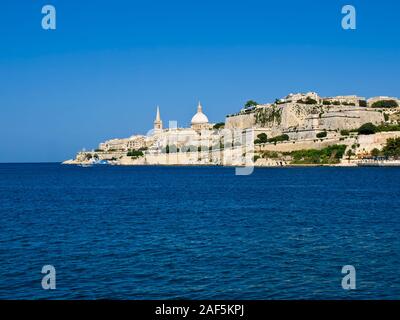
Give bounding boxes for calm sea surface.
[0,163,399,299]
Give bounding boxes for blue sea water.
[0,163,399,300]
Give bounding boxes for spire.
[197,101,202,113]
[154,106,162,131]
[155,105,161,122]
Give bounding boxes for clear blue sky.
[0,0,399,162]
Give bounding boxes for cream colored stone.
[66,92,400,167]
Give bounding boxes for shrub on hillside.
[371,100,398,108]
[213,122,225,130]
[127,150,144,158]
[371,148,381,157]
[340,129,350,136]
[268,134,289,144]
[297,97,318,105]
[376,123,400,132]
[262,151,280,159]
[371,100,399,108]
[257,133,268,143]
[359,100,367,107]
[290,145,347,164]
[382,137,400,157]
[358,123,377,135]
[244,100,258,109]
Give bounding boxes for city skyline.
[1,0,400,162]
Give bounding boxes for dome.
[191,112,209,124]
[191,102,209,124]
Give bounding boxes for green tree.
[340,130,350,136]
[382,137,400,157]
[268,134,289,144]
[376,123,400,132]
[316,131,327,138]
[358,123,377,135]
[371,100,398,108]
[346,149,354,160]
[359,100,367,107]
[213,122,225,130]
[127,149,144,158]
[257,133,268,143]
[371,148,380,157]
[244,100,258,109]
[297,97,318,105]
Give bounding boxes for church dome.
[191,102,209,124]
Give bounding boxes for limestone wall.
[311,107,384,131]
[356,132,400,153]
[142,146,252,166]
[225,103,385,137]
[225,113,255,130]
[255,137,355,153]
[254,158,289,167]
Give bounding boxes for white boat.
[78,163,93,167]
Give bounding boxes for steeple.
[197,101,202,113]
[154,106,162,132]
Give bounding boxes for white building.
[150,102,216,152]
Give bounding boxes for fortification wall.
[142,147,252,166]
[255,137,355,153]
[225,104,385,136]
[356,132,400,153]
[313,108,384,131]
[225,113,255,129]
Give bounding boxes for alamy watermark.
[341,265,356,290]
[39,4,356,31]
[41,265,56,290]
[145,121,255,176]
[41,5,56,30]
[341,5,356,30]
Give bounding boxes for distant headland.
[63,92,400,167]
